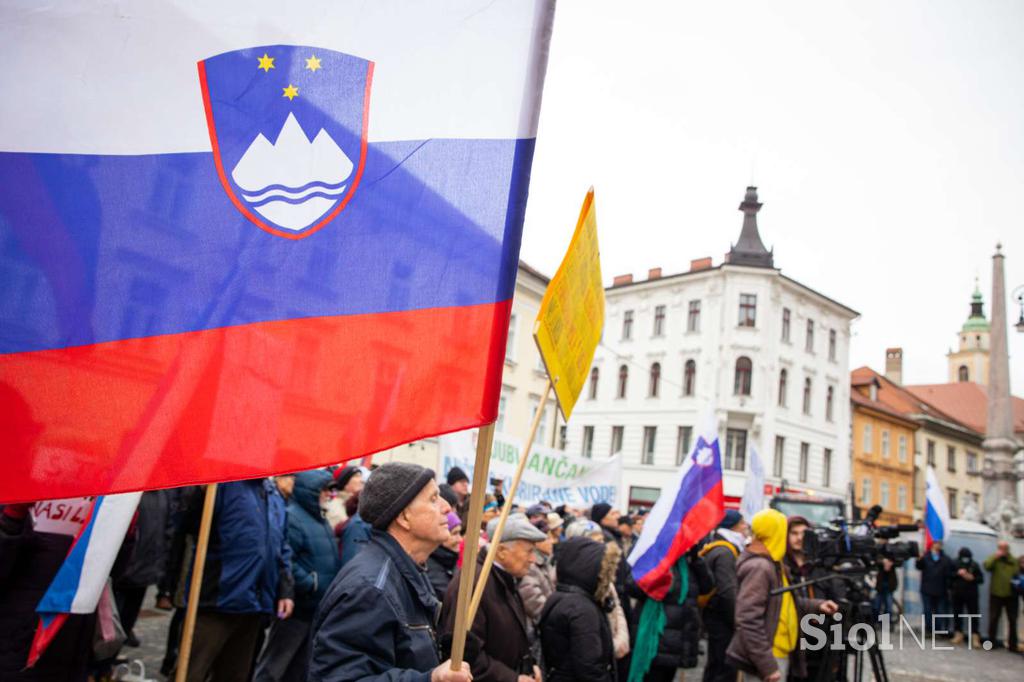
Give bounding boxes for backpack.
[696,540,739,608]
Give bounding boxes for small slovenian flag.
[26,493,141,668]
[923,466,950,550]
[628,413,725,599]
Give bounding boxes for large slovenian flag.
[27,493,141,667]
[923,466,950,549]
[0,1,555,502]
[629,414,725,599]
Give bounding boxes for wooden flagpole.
[174,483,218,682]
[449,422,496,670]
[466,378,552,624]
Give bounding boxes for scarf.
[628,557,689,682]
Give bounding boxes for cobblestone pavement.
[119,589,1024,681]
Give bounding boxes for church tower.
[947,280,990,384]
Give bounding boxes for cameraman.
[872,540,899,619]
[726,510,838,682]
[783,516,841,682]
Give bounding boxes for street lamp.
[1015,285,1024,333]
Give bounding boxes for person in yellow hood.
[725,509,838,681]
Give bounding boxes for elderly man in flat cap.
[309,462,472,682]
[441,515,547,682]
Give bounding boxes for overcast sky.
[519,0,1024,393]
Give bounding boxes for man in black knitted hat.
[309,462,472,682]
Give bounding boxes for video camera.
[802,504,919,574]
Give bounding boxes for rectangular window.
[966,450,978,473]
[496,389,510,433]
[610,426,624,456]
[738,294,757,327]
[880,481,890,509]
[687,300,701,332]
[881,430,890,458]
[863,424,873,454]
[641,426,657,466]
[676,426,693,466]
[558,425,568,451]
[505,312,517,362]
[581,425,594,459]
[948,488,958,518]
[653,305,666,336]
[823,448,832,487]
[799,442,809,482]
[828,329,837,362]
[622,310,634,340]
[927,440,936,467]
[773,436,785,478]
[898,484,907,512]
[861,477,871,505]
[898,435,908,463]
[781,308,791,342]
[724,428,747,471]
[947,445,956,472]
[805,319,815,353]
[530,396,547,445]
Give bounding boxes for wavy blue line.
[245,191,344,208]
[237,177,348,197]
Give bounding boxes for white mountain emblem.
[231,113,353,232]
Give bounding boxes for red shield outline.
[196,59,374,240]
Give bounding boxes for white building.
[566,187,859,511]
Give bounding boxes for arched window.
[588,366,599,400]
[826,385,834,421]
[617,365,629,399]
[683,359,696,396]
[803,377,812,415]
[734,356,752,396]
[778,369,788,407]
[958,365,969,382]
[649,362,661,398]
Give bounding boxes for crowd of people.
[3,463,1024,681]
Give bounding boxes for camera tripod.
[774,573,889,682]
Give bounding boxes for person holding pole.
[440,515,546,682]
[308,462,471,682]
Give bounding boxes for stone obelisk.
[982,244,1021,535]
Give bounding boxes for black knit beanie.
[591,502,613,526]
[359,462,436,530]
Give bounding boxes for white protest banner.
[740,441,765,522]
[440,430,622,508]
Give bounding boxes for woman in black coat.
[628,549,713,681]
[539,537,618,682]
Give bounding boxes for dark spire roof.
[727,186,774,268]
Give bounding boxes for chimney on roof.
[613,273,633,286]
[690,257,713,272]
[647,267,662,280]
[885,347,903,385]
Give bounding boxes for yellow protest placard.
[534,188,604,419]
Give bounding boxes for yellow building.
[850,368,918,524]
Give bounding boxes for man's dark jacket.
[288,470,342,619]
[183,479,294,614]
[915,550,955,597]
[309,530,441,682]
[441,554,533,682]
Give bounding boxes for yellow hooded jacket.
[751,509,799,659]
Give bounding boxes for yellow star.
[305,55,322,72]
[257,53,275,73]
[282,84,299,101]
